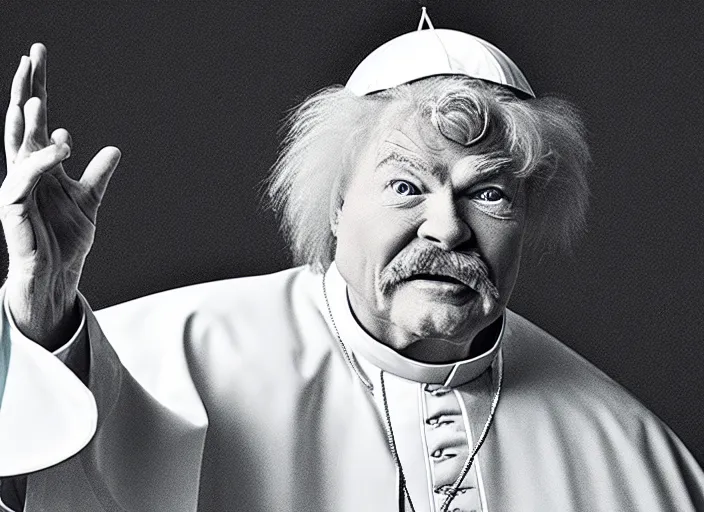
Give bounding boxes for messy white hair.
[266,76,590,272]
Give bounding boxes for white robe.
[0,264,703,511]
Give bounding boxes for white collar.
[324,262,503,386]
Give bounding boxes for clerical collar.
[324,262,503,386]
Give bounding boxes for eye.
[391,180,419,196]
[474,187,505,202]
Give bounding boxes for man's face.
[334,104,527,362]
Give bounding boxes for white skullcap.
[346,8,535,98]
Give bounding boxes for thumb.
[80,146,121,202]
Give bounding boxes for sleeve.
[0,288,97,478]
[1,289,210,512]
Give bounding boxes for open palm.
[1,43,120,346]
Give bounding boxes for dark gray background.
[1,1,702,466]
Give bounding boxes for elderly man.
[0,11,703,512]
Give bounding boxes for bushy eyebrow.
[462,155,515,183]
[377,147,515,185]
[376,148,441,178]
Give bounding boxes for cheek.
[471,214,526,297]
[334,192,417,291]
[333,194,381,296]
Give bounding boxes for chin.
[389,290,490,343]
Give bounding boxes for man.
[0,10,703,512]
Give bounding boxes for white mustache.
[378,243,500,305]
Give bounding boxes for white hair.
[266,76,591,272]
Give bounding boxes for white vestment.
[0,264,703,511]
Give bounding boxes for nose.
[417,195,473,251]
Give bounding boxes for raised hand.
[1,43,121,349]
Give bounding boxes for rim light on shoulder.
[346,8,535,98]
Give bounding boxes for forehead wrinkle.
[375,108,449,160]
[384,127,425,153]
[413,113,450,153]
[394,112,451,154]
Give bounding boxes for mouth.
[406,273,467,286]
[403,273,477,301]
[399,272,490,308]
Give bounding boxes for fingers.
[50,128,72,151]
[27,44,49,154]
[80,147,121,203]
[4,105,24,165]
[0,143,70,206]
[5,44,49,165]
[22,97,49,151]
[29,43,47,101]
[9,56,31,107]
[5,56,31,162]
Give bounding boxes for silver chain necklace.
[322,277,503,512]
